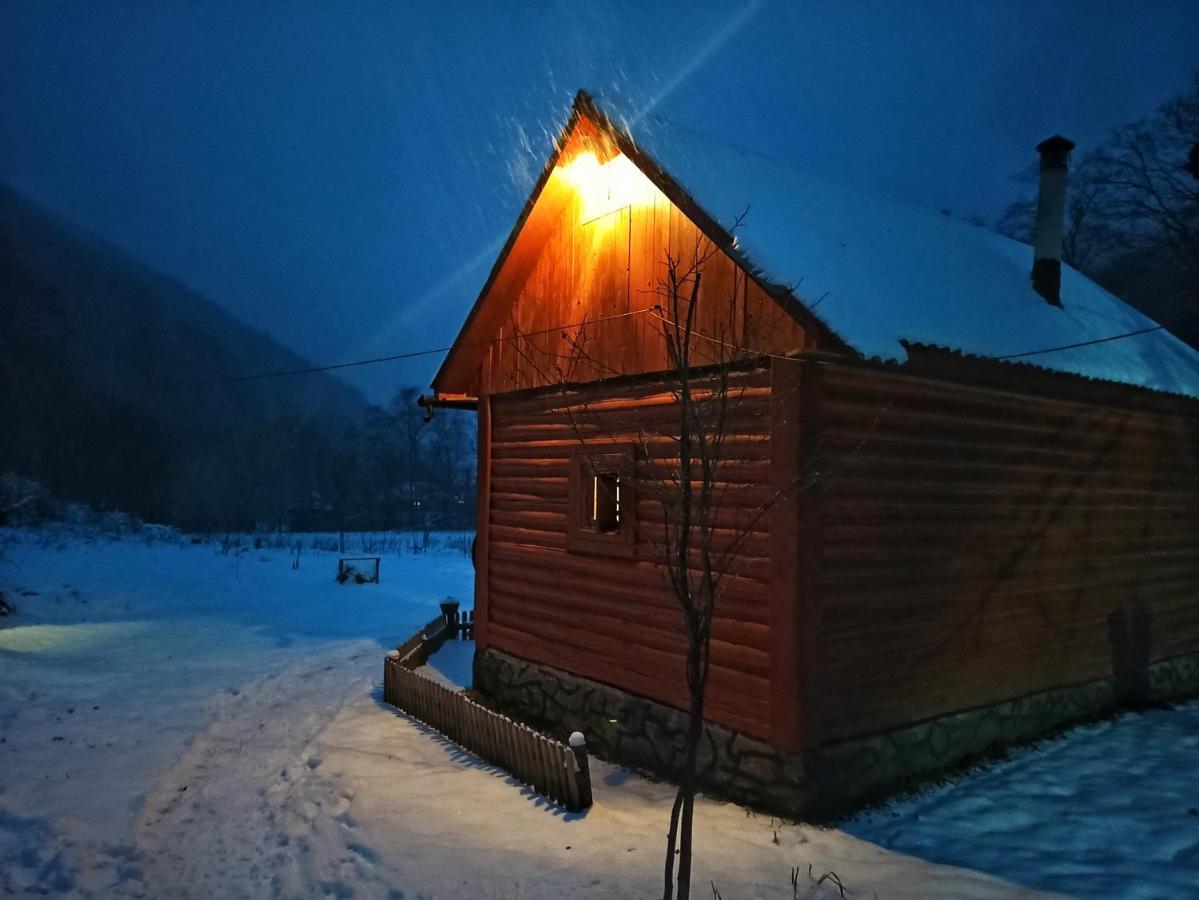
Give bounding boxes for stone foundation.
[474,647,1199,821]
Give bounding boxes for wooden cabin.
[427,91,1199,814]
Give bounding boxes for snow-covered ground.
[844,702,1199,899]
[0,526,1066,897]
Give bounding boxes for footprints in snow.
[133,655,389,895]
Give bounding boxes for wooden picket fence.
[383,616,592,812]
[448,608,474,640]
[394,614,452,668]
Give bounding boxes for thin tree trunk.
[677,790,696,898]
[662,788,685,900]
[673,637,708,900]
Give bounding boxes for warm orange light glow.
[557,150,656,224]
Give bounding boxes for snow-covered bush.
[62,505,145,537]
[0,473,61,526]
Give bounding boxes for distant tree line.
[0,385,476,534]
[999,72,1199,348]
[0,183,476,535]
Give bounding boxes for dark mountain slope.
[0,183,371,526]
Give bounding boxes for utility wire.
[184,346,454,386]
[651,310,1193,367]
[175,307,657,388]
[992,324,1168,360]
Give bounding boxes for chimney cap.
[1036,135,1076,155]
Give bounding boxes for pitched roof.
[577,92,1199,400]
[436,91,1199,400]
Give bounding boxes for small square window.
[568,448,637,557]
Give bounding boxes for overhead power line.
[992,324,1168,360]
[185,345,454,386]
[652,311,1188,368]
[174,307,657,388]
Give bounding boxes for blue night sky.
[2,1,1196,402]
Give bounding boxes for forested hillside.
[0,185,474,531]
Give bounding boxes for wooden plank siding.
[434,121,813,397]
[481,366,780,740]
[487,183,809,395]
[808,359,1199,743]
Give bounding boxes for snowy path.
[135,645,389,898]
[1,529,1048,898]
[0,529,467,896]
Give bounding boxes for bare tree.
[509,223,799,900]
[998,71,1199,343]
[1090,74,1199,269]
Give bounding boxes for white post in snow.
[568,731,593,810]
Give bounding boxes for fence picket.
[515,727,531,790]
[484,706,500,766]
[564,745,581,812]
[510,719,525,779]
[550,742,569,807]
[452,689,465,745]
[536,736,555,802]
[537,736,557,804]
[552,742,569,807]
[462,700,475,752]
[414,675,426,723]
[498,714,514,774]
[508,725,522,783]
[537,733,553,800]
[520,728,537,792]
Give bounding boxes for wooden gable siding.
[486,180,810,395]
[807,360,1199,742]
[437,115,813,397]
[482,367,777,740]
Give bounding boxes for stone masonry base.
[474,646,1199,820]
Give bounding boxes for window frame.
[566,446,638,558]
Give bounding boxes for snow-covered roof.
[588,92,1199,401]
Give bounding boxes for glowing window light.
[558,150,655,224]
[590,471,620,532]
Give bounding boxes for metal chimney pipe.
[1031,135,1076,306]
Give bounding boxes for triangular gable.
[432,92,844,396]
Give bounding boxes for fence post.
[439,598,460,637]
[384,649,400,704]
[568,731,593,810]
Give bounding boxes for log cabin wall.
[808,358,1199,744]
[481,365,778,740]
